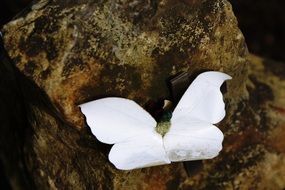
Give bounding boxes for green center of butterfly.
[155,111,172,136]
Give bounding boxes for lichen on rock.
[2,0,248,129]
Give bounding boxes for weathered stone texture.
[2,0,247,128]
[1,0,284,189]
[179,54,285,189]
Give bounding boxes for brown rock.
[1,0,284,189]
[2,0,247,128]
[179,54,285,189]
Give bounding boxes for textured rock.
[1,0,284,190]
[2,0,247,128]
[179,54,285,189]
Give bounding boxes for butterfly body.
[80,71,231,170]
[156,111,172,136]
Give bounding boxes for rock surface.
[1,0,284,189]
[2,0,247,128]
[180,54,285,189]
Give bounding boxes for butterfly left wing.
[79,97,157,144]
[109,133,171,170]
[163,117,223,162]
[79,97,170,170]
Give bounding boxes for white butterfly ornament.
[79,71,231,170]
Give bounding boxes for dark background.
[229,0,285,62]
[0,0,285,62]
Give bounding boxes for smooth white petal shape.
[109,133,170,170]
[79,71,231,170]
[79,97,156,144]
[172,71,232,124]
[164,117,223,161]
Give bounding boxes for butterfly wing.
[164,117,223,161]
[79,97,157,144]
[79,97,169,170]
[172,71,231,124]
[164,71,231,161]
[109,133,170,170]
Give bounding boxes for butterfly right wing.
[172,71,231,124]
[164,117,224,162]
[164,72,230,162]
